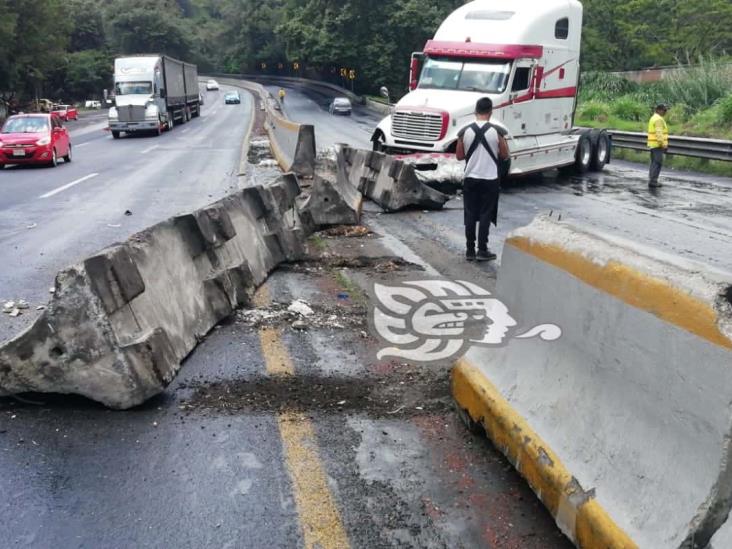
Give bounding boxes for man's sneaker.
[477,250,497,262]
[466,249,476,262]
[649,181,662,188]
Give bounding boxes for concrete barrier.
[298,173,363,229]
[0,176,307,409]
[214,77,316,177]
[337,146,449,212]
[452,215,732,548]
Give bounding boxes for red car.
[52,104,78,121]
[0,113,72,168]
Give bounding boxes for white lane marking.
[181,128,190,134]
[39,173,99,199]
[75,142,91,148]
[141,144,159,154]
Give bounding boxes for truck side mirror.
[379,86,390,101]
[160,88,166,99]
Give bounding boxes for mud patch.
[283,255,422,274]
[320,225,374,238]
[181,368,451,418]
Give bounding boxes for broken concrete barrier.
[452,215,732,548]
[0,177,307,409]
[337,146,449,212]
[298,173,363,229]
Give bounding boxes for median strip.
[39,173,99,199]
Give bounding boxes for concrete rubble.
[0,176,308,409]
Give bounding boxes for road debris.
[320,225,372,238]
[237,300,366,330]
[292,320,308,331]
[287,299,314,317]
[182,368,450,418]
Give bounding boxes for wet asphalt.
[1,78,731,549]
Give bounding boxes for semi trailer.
[109,55,200,138]
[371,0,611,175]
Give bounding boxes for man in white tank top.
[456,97,509,262]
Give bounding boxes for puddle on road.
[180,368,451,418]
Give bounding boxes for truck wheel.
[167,115,174,131]
[590,131,611,171]
[573,134,592,174]
[112,131,121,139]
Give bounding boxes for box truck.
[109,55,200,138]
[371,0,611,175]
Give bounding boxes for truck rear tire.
[573,134,593,174]
[590,131,611,171]
[112,131,120,139]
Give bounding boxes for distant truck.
[372,0,611,175]
[109,55,200,138]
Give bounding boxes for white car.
[206,79,219,91]
[329,97,352,115]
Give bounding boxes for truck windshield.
[115,82,153,95]
[418,57,511,94]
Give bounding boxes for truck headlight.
[36,136,51,146]
[145,105,159,120]
[109,107,118,120]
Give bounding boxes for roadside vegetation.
[576,58,732,140]
[2,0,731,108]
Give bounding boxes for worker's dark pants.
[463,178,499,252]
[649,148,664,184]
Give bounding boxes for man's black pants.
[463,177,499,252]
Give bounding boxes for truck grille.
[391,111,445,142]
[118,105,146,123]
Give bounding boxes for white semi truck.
[109,55,200,138]
[372,0,610,175]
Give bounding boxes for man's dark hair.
[475,97,493,114]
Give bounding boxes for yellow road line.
[255,284,350,549]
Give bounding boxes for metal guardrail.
[609,131,732,162]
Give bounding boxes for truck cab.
[109,55,199,139]
[372,0,608,175]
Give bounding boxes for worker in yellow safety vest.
[647,104,669,188]
[278,88,286,102]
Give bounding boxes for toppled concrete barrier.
[337,146,449,212]
[0,177,307,409]
[452,215,732,548]
[298,174,362,229]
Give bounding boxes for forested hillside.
[1,0,731,103]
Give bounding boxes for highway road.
[0,86,251,343]
[1,77,731,549]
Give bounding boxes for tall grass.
[661,56,732,111]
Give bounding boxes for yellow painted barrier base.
[452,358,637,549]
